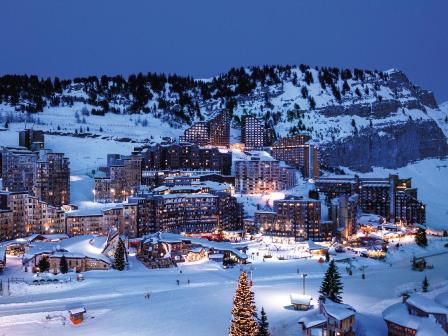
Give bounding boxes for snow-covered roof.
[323,299,355,320]
[407,294,448,315]
[290,294,312,305]
[65,203,123,217]
[307,240,328,251]
[24,235,110,264]
[298,312,327,329]
[383,302,446,336]
[435,292,448,308]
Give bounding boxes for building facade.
[316,174,425,225]
[179,110,230,147]
[94,154,142,203]
[255,196,330,241]
[271,134,320,178]
[140,143,232,175]
[1,147,70,207]
[235,152,296,194]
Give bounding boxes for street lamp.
[297,268,308,295]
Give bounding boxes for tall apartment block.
[271,134,320,178]
[179,110,230,147]
[94,154,142,203]
[241,116,264,150]
[235,151,296,194]
[0,147,70,207]
[316,174,425,225]
[329,194,359,240]
[19,129,45,151]
[255,196,330,241]
[33,150,70,206]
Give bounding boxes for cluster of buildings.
[69,180,243,238]
[316,175,426,234]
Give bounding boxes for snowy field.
[1,237,448,336]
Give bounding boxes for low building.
[299,297,356,336]
[290,294,312,311]
[383,293,448,335]
[138,232,247,267]
[22,235,114,273]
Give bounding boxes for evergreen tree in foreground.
[415,227,428,247]
[422,276,429,292]
[38,256,50,272]
[229,272,259,336]
[258,307,270,336]
[319,260,343,303]
[59,255,68,274]
[113,238,126,271]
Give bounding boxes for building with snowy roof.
[22,235,114,273]
[382,293,448,335]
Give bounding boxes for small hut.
[290,294,312,310]
[67,305,86,324]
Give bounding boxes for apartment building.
[255,196,329,241]
[241,115,264,150]
[235,151,296,194]
[179,110,230,147]
[1,147,70,207]
[271,134,320,178]
[140,143,232,175]
[315,174,426,225]
[94,154,142,203]
[0,191,65,240]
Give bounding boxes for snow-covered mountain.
[0,65,447,171]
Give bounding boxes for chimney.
[401,293,410,303]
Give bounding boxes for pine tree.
[258,307,270,336]
[422,276,429,292]
[229,272,259,336]
[319,260,343,303]
[113,238,126,271]
[38,256,50,272]
[59,255,69,274]
[415,227,428,247]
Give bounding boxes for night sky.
[1,0,447,101]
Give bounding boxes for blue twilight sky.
[1,0,447,102]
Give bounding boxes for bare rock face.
[320,120,448,172]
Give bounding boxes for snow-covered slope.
[0,65,446,171]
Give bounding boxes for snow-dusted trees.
[229,272,259,336]
[257,307,270,336]
[113,238,126,271]
[415,227,428,247]
[59,255,68,274]
[319,260,343,303]
[422,276,429,292]
[38,256,50,272]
